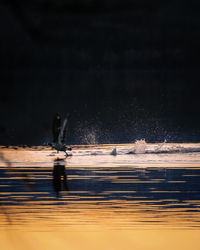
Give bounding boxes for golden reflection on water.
[1,146,200,249]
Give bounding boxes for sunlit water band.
[0,142,200,231]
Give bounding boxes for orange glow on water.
[1,229,200,250]
[1,144,200,249]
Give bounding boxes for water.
[0,142,200,249]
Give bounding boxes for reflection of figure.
[51,113,72,156]
[53,158,69,197]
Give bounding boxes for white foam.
[1,143,200,167]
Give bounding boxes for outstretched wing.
[52,114,61,143]
[58,114,70,144]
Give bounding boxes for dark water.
[1,158,200,230]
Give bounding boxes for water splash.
[80,128,99,145]
[128,139,147,154]
[134,139,147,153]
[155,139,167,152]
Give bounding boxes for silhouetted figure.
[51,113,71,155]
[53,158,69,197]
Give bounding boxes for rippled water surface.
[1,143,200,249]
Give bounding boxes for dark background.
[0,0,200,145]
